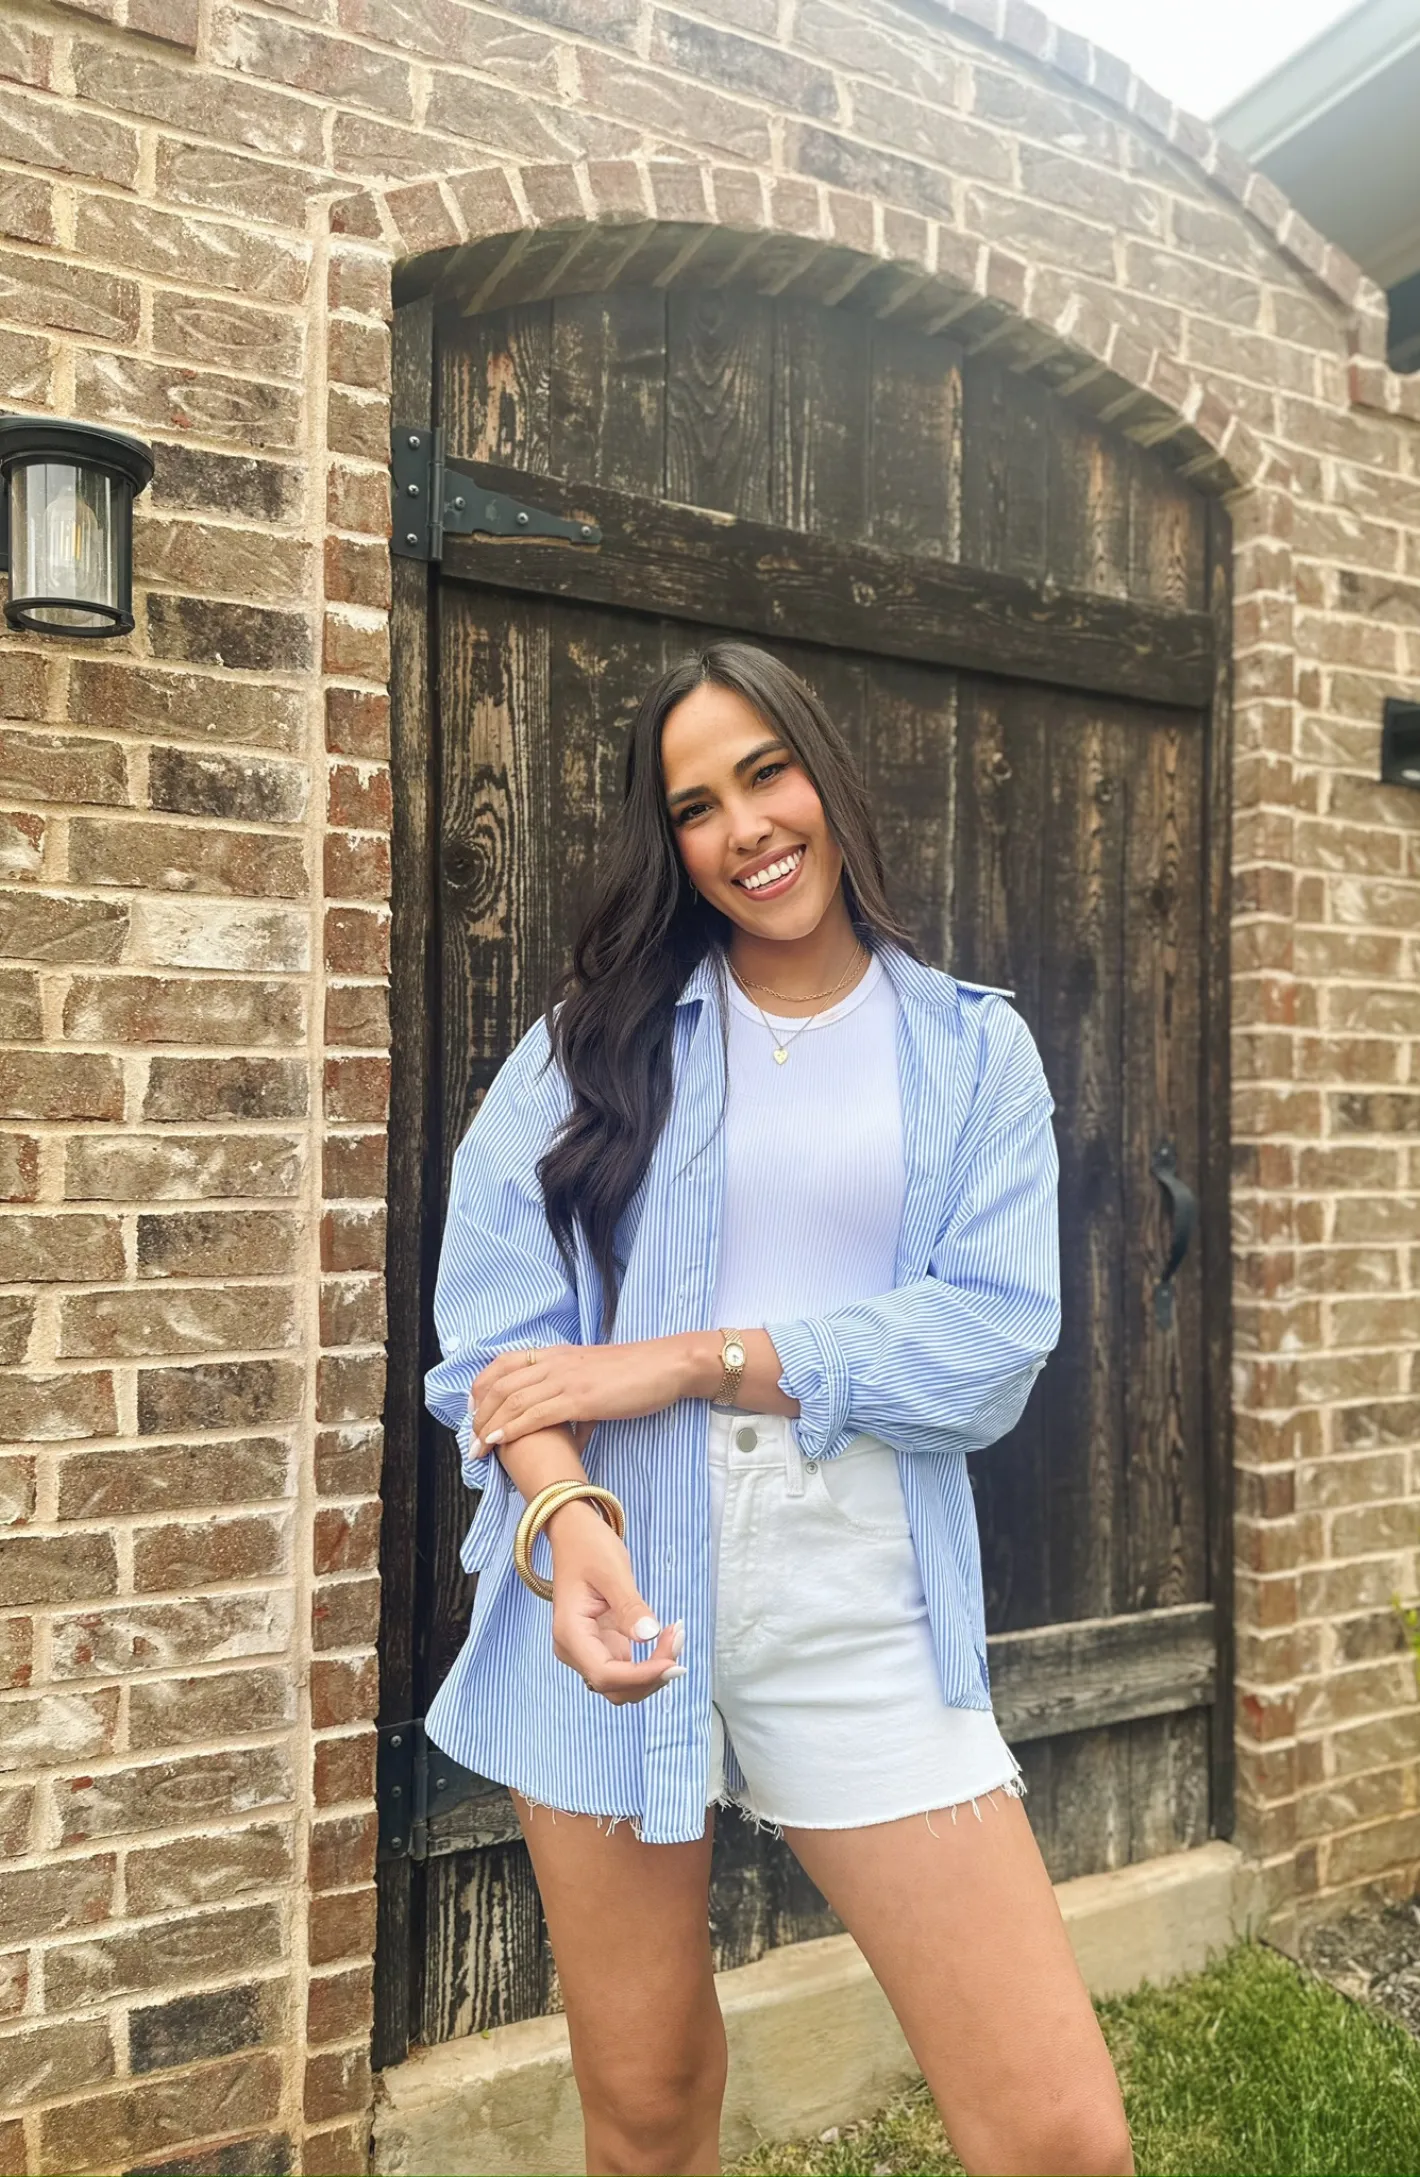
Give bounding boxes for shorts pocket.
[809,1437,911,1539]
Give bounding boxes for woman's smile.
[732,843,806,899]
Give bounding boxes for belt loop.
[782,1417,805,1498]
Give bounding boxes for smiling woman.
[421,642,1132,2177]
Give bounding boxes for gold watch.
[714,1328,747,1406]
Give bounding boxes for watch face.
[724,1340,746,1368]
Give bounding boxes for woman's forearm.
[494,1421,588,1504]
[671,1328,799,1417]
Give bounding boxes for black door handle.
[1150,1140,1196,1330]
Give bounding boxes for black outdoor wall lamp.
[0,415,153,638]
[1381,698,1420,788]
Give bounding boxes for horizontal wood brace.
[439,462,1217,709]
[988,1600,1217,1744]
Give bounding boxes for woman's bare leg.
[513,1794,725,2177]
[786,1791,1134,2177]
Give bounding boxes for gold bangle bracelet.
[512,1481,626,1602]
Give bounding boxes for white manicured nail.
[632,1615,660,1641]
[662,1664,687,1679]
[669,1622,685,1659]
[469,1433,481,1455]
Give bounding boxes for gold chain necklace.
[730,945,866,1065]
[735,943,868,1004]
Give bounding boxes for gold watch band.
[714,1328,747,1407]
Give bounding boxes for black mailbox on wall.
[1381,698,1420,788]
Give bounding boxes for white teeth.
[738,848,803,892]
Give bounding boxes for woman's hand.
[471,1335,712,1453]
[547,1498,685,1704]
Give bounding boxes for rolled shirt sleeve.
[425,1020,580,1493]
[766,1007,1061,1462]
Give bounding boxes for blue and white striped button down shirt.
[424,939,1061,1844]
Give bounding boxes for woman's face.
[660,680,844,941]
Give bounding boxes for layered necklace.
[729,943,868,1065]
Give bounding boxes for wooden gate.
[375,279,1233,2065]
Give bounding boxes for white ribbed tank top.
[710,950,906,1330]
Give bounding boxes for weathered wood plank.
[441,467,1217,708]
[374,290,436,2075]
[989,1602,1216,1743]
[667,288,774,520]
[1203,498,1236,1843]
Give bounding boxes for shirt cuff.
[763,1314,853,1460]
[457,1411,496,1490]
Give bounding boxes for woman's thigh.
[785,1792,1133,2177]
[512,1794,725,2110]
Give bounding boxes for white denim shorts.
[704,1407,1027,1832]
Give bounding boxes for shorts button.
[735,1426,757,1453]
[804,1459,819,1474]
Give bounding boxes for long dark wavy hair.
[539,641,920,1323]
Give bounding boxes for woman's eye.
[673,801,707,825]
[754,761,787,785]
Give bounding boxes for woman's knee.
[577,2014,728,2163]
[996,2092,1133,2177]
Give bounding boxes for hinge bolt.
[389,1834,404,1850]
[405,532,418,546]
[407,435,420,448]
[406,483,420,497]
[452,496,465,510]
[390,1734,402,1747]
[581,524,594,539]
[516,509,530,526]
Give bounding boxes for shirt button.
[735,1426,757,1453]
[805,1460,819,1475]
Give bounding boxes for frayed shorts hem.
[710,1764,1028,1840]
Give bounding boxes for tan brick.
[320,1275,385,1348]
[36,2049,282,2172]
[65,975,305,1048]
[145,1055,308,1122]
[129,1666,294,1750]
[311,1577,380,1654]
[0,1370,116,1443]
[313,1729,375,1809]
[156,137,308,227]
[324,983,389,1048]
[77,352,301,452]
[313,1500,382,1578]
[137,1208,299,1279]
[321,1205,385,1273]
[0,1212,124,1282]
[0,80,138,186]
[0,1293,33,1362]
[315,1423,383,1500]
[0,2016,114,2111]
[51,1591,293,1680]
[68,659,304,752]
[0,809,44,880]
[306,1962,374,2049]
[134,1511,290,1591]
[304,2045,372,2127]
[307,1881,376,1968]
[136,511,312,599]
[325,688,389,761]
[324,1056,389,1124]
[57,1435,290,1519]
[55,1745,292,1846]
[127,1820,293,1913]
[0,1856,115,1943]
[310,1653,379,1732]
[65,1133,303,1202]
[138,1357,303,1434]
[75,192,308,302]
[0,1687,118,1767]
[0,969,40,1040]
[322,1132,387,1201]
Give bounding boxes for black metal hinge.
[390,424,602,563]
[376,1718,483,1861]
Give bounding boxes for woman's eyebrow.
[665,739,788,808]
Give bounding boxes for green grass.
[728,1937,1420,2176]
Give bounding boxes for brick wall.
[0,0,1416,2170]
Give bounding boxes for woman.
[425,643,1134,2177]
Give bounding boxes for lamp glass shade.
[6,459,131,635]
